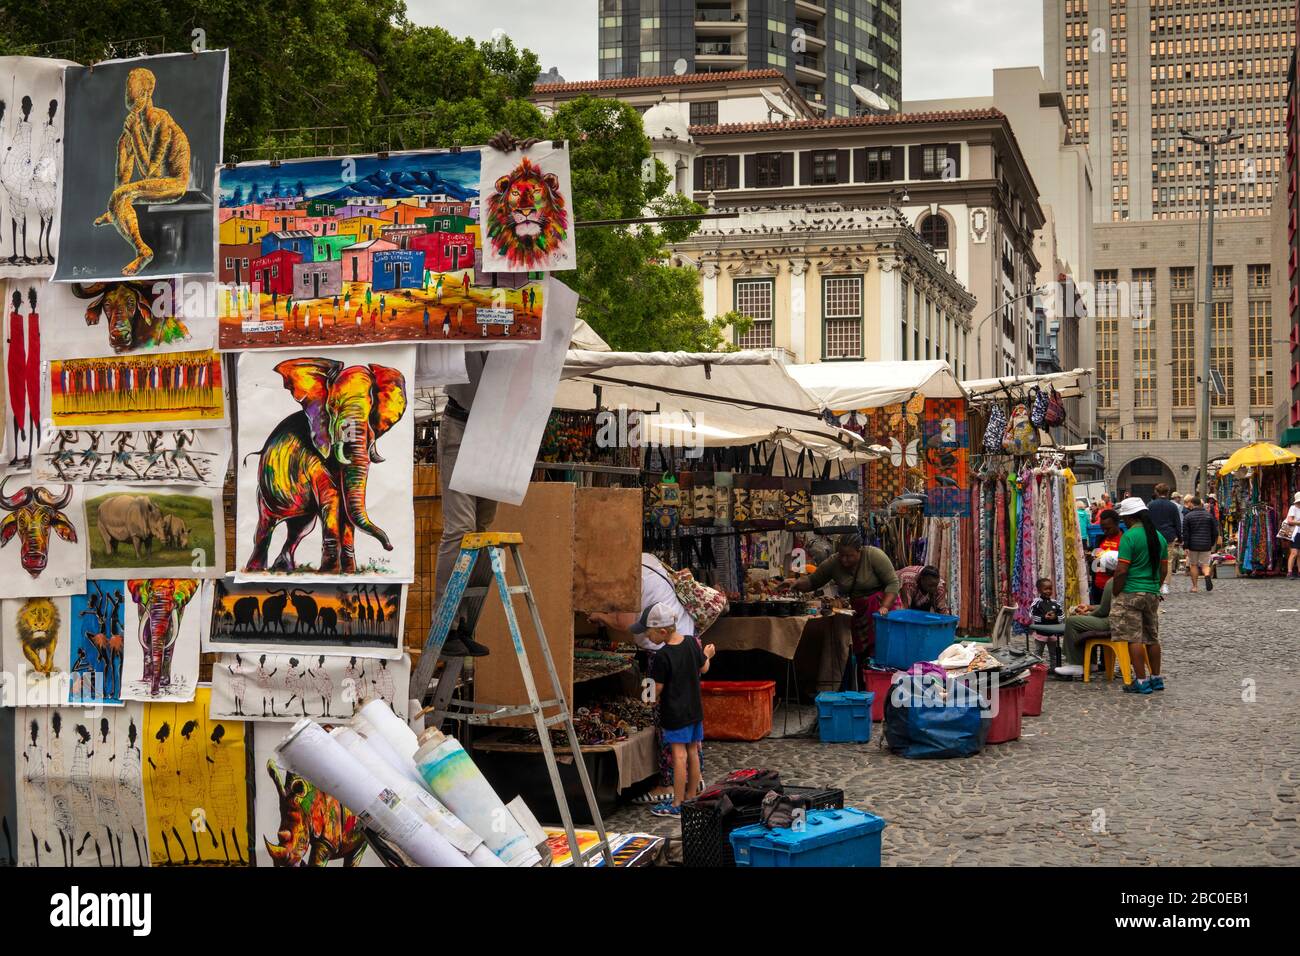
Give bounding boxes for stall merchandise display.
[1232,460,1296,576]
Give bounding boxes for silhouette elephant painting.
[207,578,404,655]
[123,578,200,701]
[238,349,415,581]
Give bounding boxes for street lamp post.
[975,285,1046,379]
[1180,123,1243,497]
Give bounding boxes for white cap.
[630,601,677,634]
[1117,497,1147,517]
[1293,492,1300,504]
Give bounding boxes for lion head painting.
[485,155,570,270]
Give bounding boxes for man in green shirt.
[1110,497,1169,695]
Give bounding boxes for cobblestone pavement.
[604,576,1300,865]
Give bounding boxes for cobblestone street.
[606,576,1300,865]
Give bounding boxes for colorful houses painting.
[215,149,544,349]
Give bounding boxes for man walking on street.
[1182,497,1220,593]
[1148,483,1182,595]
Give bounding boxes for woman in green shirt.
[780,533,901,659]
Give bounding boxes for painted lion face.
[21,597,58,635]
[486,156,569,270]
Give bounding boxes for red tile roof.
[533,69,788,95]
[689,108,1008,136]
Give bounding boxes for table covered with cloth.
[705,613,853,695]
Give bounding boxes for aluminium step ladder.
[408,532,613,867]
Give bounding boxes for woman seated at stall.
[777,533,900,660]
[896,565,948,614]
[1055,551,1117,679]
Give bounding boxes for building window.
[811,150,839,185]
[822,276,863,359]
[689,101,719,126]
[734,278,775,349]
[919,214,949,249]
[1095,269,1118,409]
[1249,298,1272,407]
[918,144,952,180]
[1212,300,1233,406]
[1133,308,1156,410]
[1170,265,1194,291]
[1248,263,1270,291]
[1171,300,1196,407]
[702,156,730,190]
[755,152,782,188]
[1212,419,1234,441]
[1213,265,1232,290]
[864,147,895,182]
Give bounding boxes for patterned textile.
[1014,468,1038,627]
[922,397,970,517]
[1051,473,1067,606]
[1063,469,1090,606]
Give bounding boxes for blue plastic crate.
[730,808,886,867]
[815,691,874,743]
[872,609,958,671]
[1087,524,1104,549]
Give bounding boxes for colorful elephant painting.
[245,358,407,574]
[127,578,199,697]
[263,760,366,867]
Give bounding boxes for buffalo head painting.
[0,479,77,577]
[245,358,407,574]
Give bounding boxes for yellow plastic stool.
[1081,636,1133,686]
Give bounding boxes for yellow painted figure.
[93,68,191,276]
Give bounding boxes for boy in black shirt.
[1030,578,1064,625]
[635,602,715,818]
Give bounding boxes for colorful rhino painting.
[263,759,367,867]
[126,578,199,699]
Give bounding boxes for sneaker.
[1205,576,1212,592]
[650,802,681,818]
[1054,665,1084,678]
[1148,676,1165,691]
[1123,679,1153,695]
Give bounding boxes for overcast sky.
[406,0,1044,97]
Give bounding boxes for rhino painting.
[262,759,366,867]
[96,494,164,558]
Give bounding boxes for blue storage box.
[1087,524,1104,549]
[730,808,886,867]
[816,692,874,743]
[872,609,958,671]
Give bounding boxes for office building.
[598,0,902,118]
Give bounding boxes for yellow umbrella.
[1217,441,1298,475]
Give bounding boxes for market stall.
[1219,442,1299,577]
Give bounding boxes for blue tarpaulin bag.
[882,674,989,759]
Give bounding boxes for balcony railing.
[696,8,745,23]
[696,41,737,56]
[796,53,824,70]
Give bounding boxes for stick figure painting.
[54,51,227,282]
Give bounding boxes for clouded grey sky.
[407,0,1043,97]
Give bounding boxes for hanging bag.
[812,459,861,534]
[645,559,729,637]
[781,448,813,531]
[1002,403,1039,456]
[714,470,734,528]
[738,445,783,531]
[1029,386,1050,429]
[1043,385,1068,427]
[677,470,695,528]
[982,403,1008,453]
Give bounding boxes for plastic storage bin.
[862,667,898,720]
[872,610,958,671]
[730,807,886,867]
[985,681,1027,743]
[681,785,844,867]
[1022,663,1047,717]
[700,681,776,741]
[815,692,874,743]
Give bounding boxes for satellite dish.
[852,84,890,114]
[761,88,796,121]
[673,58,689,76]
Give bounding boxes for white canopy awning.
[786,360,966,412]
[962,368,1094,400]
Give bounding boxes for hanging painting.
[215,149,545,350]
[479,141,576,273]
[66,580,127,707]
[923,397,970,517]
[53,51,228,282]
[0,56,74,277]
[44,277,217,360]
[209,652,410,722]
[1,596,71,707]
[0,707,15,866]
[49,348,226,429]
[205,577,405,659]
[85,485,224,579]
[1,278,49,471]
[15,704,150,867]
[251,722,377,867]
[0,479,86,599]
[142,688,249,866]
[234,346,416,584]
[119,578,203,703]
[35,426,230,487]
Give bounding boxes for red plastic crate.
[700,681,775,741]
[862,667,899,721]
[986,682,1026,744]
[1022,664,1048,717]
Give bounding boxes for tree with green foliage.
[0,0,745,350]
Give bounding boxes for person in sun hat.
[1110,497,1169,696]
[1284,492,1300,579]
